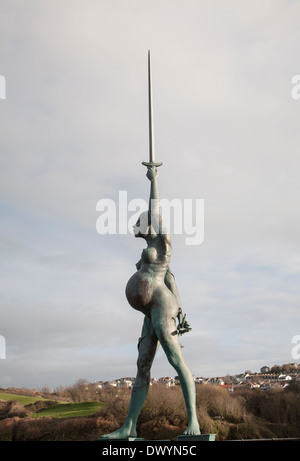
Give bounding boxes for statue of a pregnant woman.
[100,51,200,439]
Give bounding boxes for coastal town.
[92,362,300,392]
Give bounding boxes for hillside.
[0,383,300,441]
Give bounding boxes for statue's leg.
[151,301,200,435]
[123,320,159,433]
[99,317,158,439]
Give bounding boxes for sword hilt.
[142,161,163,168]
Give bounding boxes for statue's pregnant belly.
[125,271,155,313]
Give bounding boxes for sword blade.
[148,49,155,163]
[142,50,162,169]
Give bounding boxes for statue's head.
[133,210,163,239]
[133,211,151,238]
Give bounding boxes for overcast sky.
[1,0,300,389]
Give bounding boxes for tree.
[286,379,300,394]
[271,365,282,374]
[67,378,89,402]
[41,386,51,395]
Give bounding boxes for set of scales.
[98,51,215,442]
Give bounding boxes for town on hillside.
[91,362,300,392]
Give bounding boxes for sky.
[0,0,300,390]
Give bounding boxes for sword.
[142,50,163,169]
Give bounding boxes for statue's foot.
[183,421,201,436]
[97,425,137,440]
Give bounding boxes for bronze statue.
[100,51,200,439]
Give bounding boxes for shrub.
[95,389,131,428]
[196,385,245,423]
[240,388,300,424]
[139,384,185,424]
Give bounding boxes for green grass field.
[0,392,47,406]
[33,401,103,418]
[0,392,103,419]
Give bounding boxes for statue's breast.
[141,247,158,264]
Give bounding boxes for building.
[260,366,271,373]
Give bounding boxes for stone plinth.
[177,434,216,441]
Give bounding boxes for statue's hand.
[146,166,158,182]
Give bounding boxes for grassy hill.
[32,401,103,418]
[0,392,103,419]
[1,384,300,441]
[0,392,47,406]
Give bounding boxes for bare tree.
[67,379,89,402]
